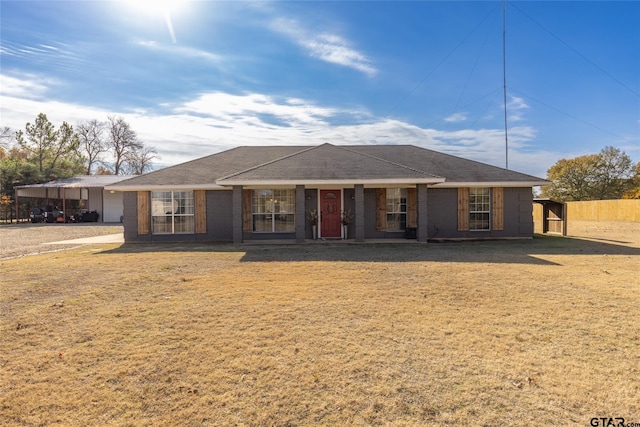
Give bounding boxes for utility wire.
[453,10,500,112]
[386,3,500,116]
[510,2,640,98]
[510,88,626,139]
[438,87,502,125]
[470,89,503,127]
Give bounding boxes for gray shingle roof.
[111,146,306,187]
[349,145,544,183]
[109,143,548,189]
[218,144,443,182]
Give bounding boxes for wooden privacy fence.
[567,200,640,222]
[533,199,639,235]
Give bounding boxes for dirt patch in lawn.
[1,236,639,426]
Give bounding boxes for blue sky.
[1,0,638,178]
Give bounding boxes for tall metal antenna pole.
[502,0,509,169]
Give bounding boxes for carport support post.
[417,184,428,243]
[295,185,306,243]
[232,185,243,245]
[354,184,365,242]
[15,190,19,223]
[62,188,66,222]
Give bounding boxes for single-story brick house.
[106,143,549,243]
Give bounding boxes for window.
[386,188,407,231]
[151,191,194,234]
[469,187,490,230]
[252,189,295,232]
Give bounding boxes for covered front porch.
[232,184,432,244]
[241,238,422,245]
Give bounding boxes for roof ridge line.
[340,145,443,179]
[216,144,323,181]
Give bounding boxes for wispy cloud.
[270,18,377,77]
[304,33,377,77]
[0,40,86,73]
[136,41,221,62]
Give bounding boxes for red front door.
[320,190,342,238]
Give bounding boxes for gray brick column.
[355,184,365,242]
[417,184,428,243]
[232,185,243,245]
[295,185,306,243]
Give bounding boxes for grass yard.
[1,236,639,426]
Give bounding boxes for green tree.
[0,147,41,215]
[542,146,635,201]
[591,146,633,199]
[15,113,84,181]
[0,194,13,221]
[621,161,640,199]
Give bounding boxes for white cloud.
[0,73,53,99]
[443,113,468,123]
[0,75,554,176]
[270,18,377,77]
[507,95,530,123]
[508,96,529,110]
[0,95,110,131]
[176,92,339,128]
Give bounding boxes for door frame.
[318,189,343,239]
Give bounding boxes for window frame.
[251,189,295,233]
[150,190,195,235]
[469,187,491,231]
[385,188,407,231]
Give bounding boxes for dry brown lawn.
[0,223,123,260]
[1,228,639,426]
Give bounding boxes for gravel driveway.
[0,223,123,260]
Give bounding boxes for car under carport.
[15,175,132,223]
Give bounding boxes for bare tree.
[77,119,106,175]
[106,116,141,175]
[123,145,159,175]
[0,126,14,149]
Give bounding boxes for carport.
[15,175,131,223]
